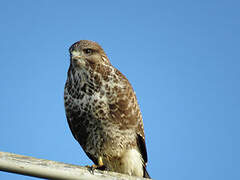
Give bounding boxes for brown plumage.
[64,40,150,178]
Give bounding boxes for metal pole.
[0,151,148,180]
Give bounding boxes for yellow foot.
[86,164,106,174]
[86,157,106,174]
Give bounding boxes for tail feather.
[143,166,151,179]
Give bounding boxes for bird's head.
[69,40,110,70]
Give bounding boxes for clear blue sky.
[0,1,239,180]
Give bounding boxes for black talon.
[89,165,107,174]
[89,166,96,174]
[96,165,107,171]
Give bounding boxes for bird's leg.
[96,156,106,170]
[88,156,107,174]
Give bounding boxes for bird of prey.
[64,40,150,178]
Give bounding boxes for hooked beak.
[71,55,86,68]
[72,55,81,62]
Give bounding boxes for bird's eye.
[84,49,93,55]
